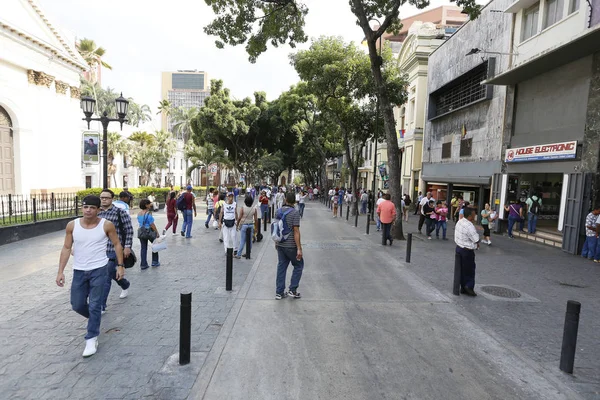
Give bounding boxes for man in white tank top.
[56,195,124,358]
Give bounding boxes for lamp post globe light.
[81,94,129,189]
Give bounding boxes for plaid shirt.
[99,205,133,257]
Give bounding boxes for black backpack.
[529,197,540,215]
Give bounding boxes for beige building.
[160,70,209,135]
[395,22,448,200]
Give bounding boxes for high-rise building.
[160,70,209,134]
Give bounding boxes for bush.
[76,186,207,203]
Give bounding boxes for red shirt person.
[377,193,397,245]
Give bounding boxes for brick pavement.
[0,202,264,400]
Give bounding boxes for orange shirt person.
[377,193,396,245]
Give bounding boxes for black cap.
[119,191,132,199]
[82,195,101,208]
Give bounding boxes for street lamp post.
[81,94,129,189]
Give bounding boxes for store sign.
[505,141,577,163]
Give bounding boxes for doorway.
[0,106,14,195]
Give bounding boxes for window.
[522,3,540,41]
[85,176,92,189]
[429,61,490,119]
[568,0,579,14]
[180,159,183,170]
[442,142,452,159]
[543,0,564,28]
[460,138,472,157]
[139,176,143,186]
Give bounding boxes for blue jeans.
[456,247,476,290]
[298,203,305,218]
[376,214,382,230]
[102,257,130,310]
[436,221,447,238]
[507,216,524,236]
[71,266,107,339]
[528,212,538,234]
[205,209,214,226]
[238,224,254,256]
[361,201,367,214]
[182,209,193,237]
[276,246,304,294]
[581,236,597,259]
[139,238,159,268]
[260,204,269,220]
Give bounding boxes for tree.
[128,131,176,186]
[157,99,172,116]
[127,103,152,127]
[255,151,286,185]
[184,141,228,185]
[76,38,112,84]
[203,0,481,238]
[171,106,200,142]
[107,132,131,188]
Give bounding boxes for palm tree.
[127,103,152,127]
[107,132,131,187]
[157,100,172,116]
[185,141,229,186]
[171,106,199,142]
[76,39,112,84]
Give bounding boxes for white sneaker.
[101,309,106,315]
[487,241,492,246]
[119,289,129,299]
[172,232,178,236]
[82,337,98,357]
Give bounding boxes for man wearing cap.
[98,189,134,313]
[180,185,197,238]
[219,192,239,254]
[56,195,124,357]
[112,191,132,211]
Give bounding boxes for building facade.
[485,0,600,253]
[0,0,88,195]
[422,0,513,216]
[161,70,209,135]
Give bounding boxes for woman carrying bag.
[235,194,258,259]
[137,199,160,269]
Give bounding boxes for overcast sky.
[39,0,465,126]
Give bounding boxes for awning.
[485,25,600,86]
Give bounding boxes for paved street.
[1,200,599,399]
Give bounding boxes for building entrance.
[0,106,15,195]
[510,173,563,233]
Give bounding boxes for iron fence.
[0,193,79,227]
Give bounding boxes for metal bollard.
[366,214,370,234]
[226,248,233,291]
[346,205,350,221]
[354,210,358,227]
[245,227,252,259]
[406,233,412,263]
[264,212,268,231]
[340,204,343,218]
[559,300,581,374]
[179,292,192,365]
[452,252,461,296]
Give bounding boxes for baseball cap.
[119,191,132,199]
[82,195,101,207]
[186,185,193,190]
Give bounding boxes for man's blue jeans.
[528,212,538,234]
[71,266,107,339]
[182,209,193,237]
[238,224,254,256]
[102,257,130,310]
[361,201,367,214]
[205,209,214,226]
[276,246,304,295]
[436,221,447,239]
[581,236,597,259]
[298,203,305,218]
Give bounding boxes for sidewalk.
[189,201,592,400]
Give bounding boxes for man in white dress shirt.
[454,207,480,296]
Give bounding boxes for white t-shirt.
[420,196,434,215]
[223,202,237,221]
[376,198,385,208]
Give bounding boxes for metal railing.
[0,193,78,227]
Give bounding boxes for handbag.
[137,213,157,241]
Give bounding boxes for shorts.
[483,224,490,237]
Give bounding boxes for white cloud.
[38,0,474,114]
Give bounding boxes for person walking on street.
[423,199,436,240]
[454,207,480,296]
[435,200,448,240]
[505,202,524,238]
[337,187,345,217]
[332,190,340,218]
[481,203,493,245]
[235,194,258,258]
[360,191,368,214]
[454,196,464,222]
[259,190,270,221]
[375,195,385,231]
[526,192,542,234]
[377,193,396,245]
[458,201,470,220]
[56,195,124,357]
[298,190,307,218]
[402,194,411,222]
[418,192,434,234]
[582,206,600,260]
[275,187,285,210]
[164,191,179,235]
[113,191,132,210]
[275,192,304,300]
[414,191,423,215]
[205,188,215,229]
[180,185,196,238]
[98,189,133,314]
[137,199,160,268]
[219,192,239,254]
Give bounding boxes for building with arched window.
[0,0,88,195]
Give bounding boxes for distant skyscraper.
[161,70,209,135]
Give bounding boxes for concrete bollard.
[226,248,233,291]
[245,227,252,259]
[453,252,461,296]
[559,300,581,374]
[406,233,412,263]
[179,292,192,365]
[366,214,370,235]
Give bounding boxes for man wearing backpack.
[180,185,196,238]
[273,192,303,300]
[526,192,542,234]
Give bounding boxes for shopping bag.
[152,234,168,252]
[212,220,219,228]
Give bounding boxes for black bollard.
[264,212,268,231]
[179,292,192,365]
[453,252,461,296]
[226,248,233,291]
[354,210,358,227]
[245,227,252,259]
[340,203,343,219]
[271,203,275,218]
[559,300,581,374]
[366,214,370,235]
[346,205,350,221]
[406,233,412,263]
[257,216,261,234]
